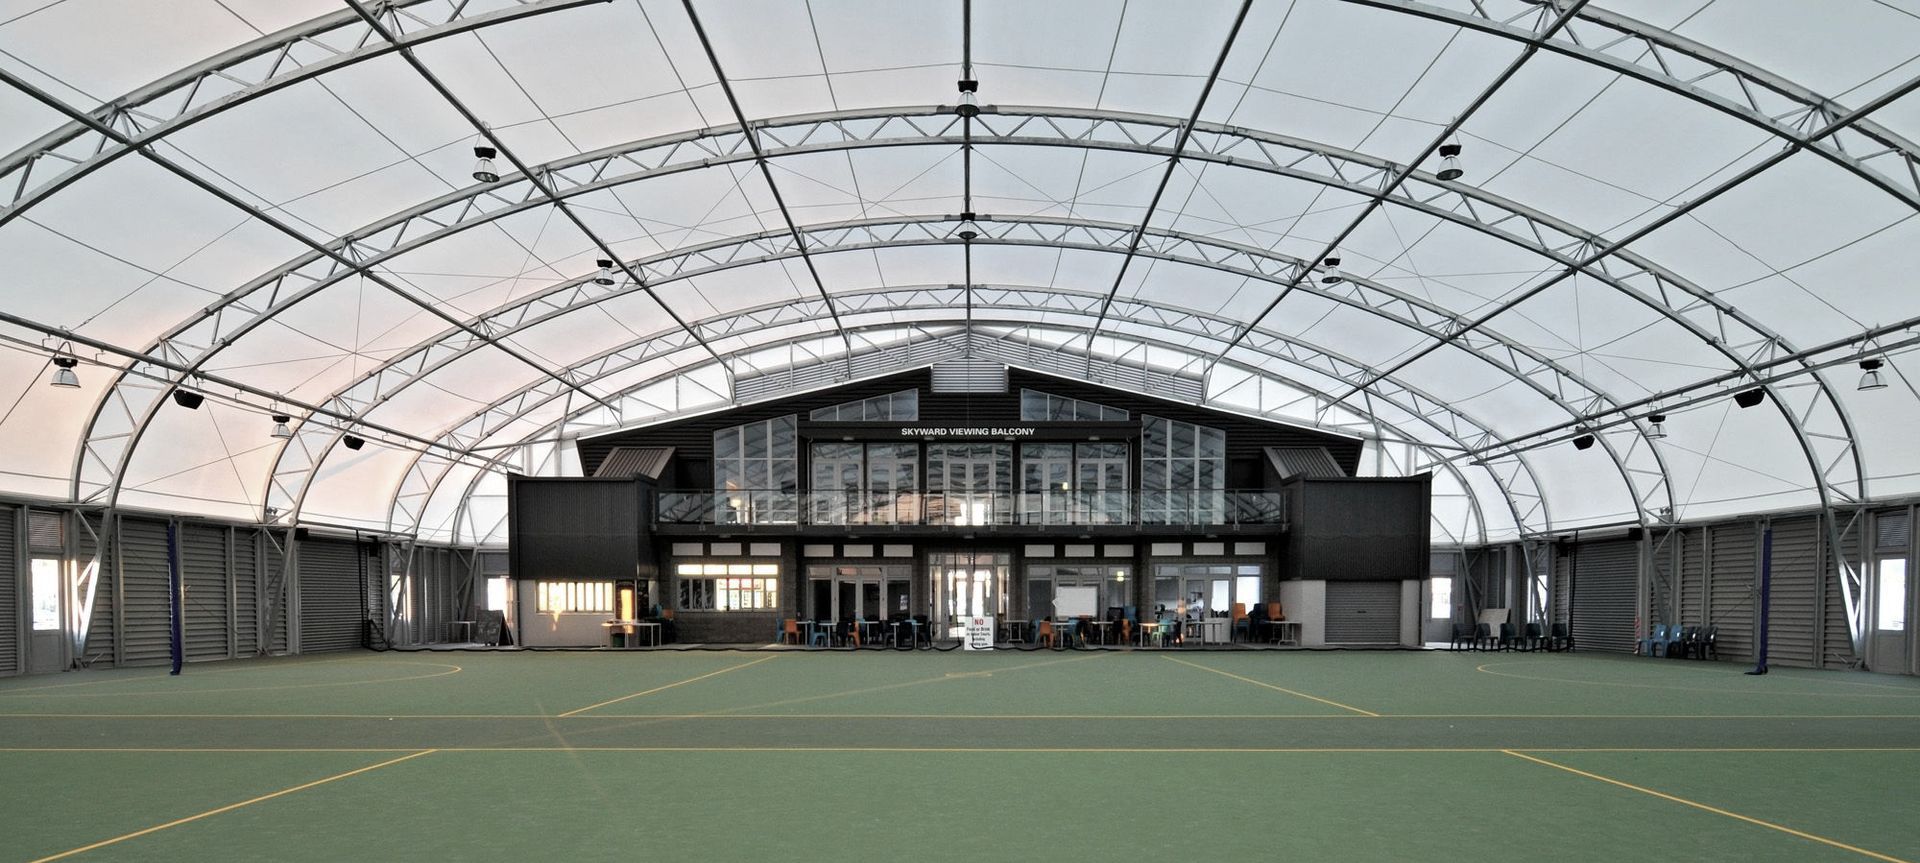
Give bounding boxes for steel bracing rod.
[961,0,973,342]
[1082,0,1254,346]
[0,66,621,507]
[343,0,725,370]
[0,308,498,468]
[1341,0,1920,212]
[426,322,1528,545]
[1333,71,1920,407]
[260,211,1656,528]
[1211,0,1591,370]
[0,0,610,223]
[679,0,852,353]
[387,290,1553,542]
[1452,317,1920,463]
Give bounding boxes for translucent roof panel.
[0,0,1913,545]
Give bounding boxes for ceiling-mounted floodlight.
[270,414,293,440]
[958,211,979,241]
[592,259,616,286]
[343,435,366,451]
[1571,433,1596,450]
[472,145,499,183]
[49,356,80,389]
[1858,358,1888,391]
[1645,413,1668,439]
[1320,255,1344,285]
[1733,387,1765,408]
[1435,141,1464,181]
[955,79,979,118]
[171,389,204,410]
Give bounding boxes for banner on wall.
[965,616,995,651]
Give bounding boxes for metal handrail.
[656,489,1285,527]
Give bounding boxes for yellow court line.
[557,654,780,717]
[1162,655,1379,716]
[26,749,437,863]
[1502,750,1914,863]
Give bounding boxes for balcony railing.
[655,489,1285,529]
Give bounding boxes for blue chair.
[1638,624,1669,656]
[809,620,831,647]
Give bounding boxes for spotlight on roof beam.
[1571,433,1596,451]
[1645,413,1667,439]
[1435,142,1464,181]
[955,79,979,118]
[270,414,293,440]
[172,389,204,410]
[1859,358,1888,391]
[343,435,366,451]
[593,259,616,286]
[1733,387,1765,408]
[49,356,80,389]
[1319,255,1344,285]
[472,145,499,183]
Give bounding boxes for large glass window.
[1151,563,1260,620]
[677,563,780,611]
[1430,577,1453,619]
[714,415,798,524]
[927,444,1012,525]
[809,442,919,525]
[806,564,912,620]
[31,557,61,631]
[809,389,919,421]
[536,581,613,613]
[1141,416,1226,524]
[1019,389,1128,421]
[1027,564,1131,619]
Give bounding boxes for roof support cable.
[1082,0,1256,360]
[344,0,726,389]
[1206,0,1592,386]
[680,0,856,358]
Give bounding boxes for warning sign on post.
[964,616,995,651]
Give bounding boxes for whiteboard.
[1055,586,1098,618]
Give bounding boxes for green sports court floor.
[3,647,1918,862]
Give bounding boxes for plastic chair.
[1639,624,1669,656]
[1523,622,1546,651]
[1230,603,1250,642]
[1548,622,1575,652]
[809,620,831,647]
[1497,622,1523,651]
[782,618,802,645]
[1449,622,1476,651]
[1038,619,1057,649]
[1472,622,1493,651]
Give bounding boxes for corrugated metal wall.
[265,536,289,654]
[1679,529,1704,632]
[1570,540,1637,652]
[1766,517,1821,668]
[0,506,17,676]
[180,524,231,661]
[79,513,114,666]
[1324,580,1402,643]
[298,537,365,653]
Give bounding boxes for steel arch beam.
[185,113,1698,520]
[253,212,1635,532]
[1344,0,1920,211]
[0,0,611,222]
[415,319,1530,547]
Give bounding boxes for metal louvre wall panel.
[117,517,173,666]
[1825,519,1863,667]
[298,538,364,653]
[233,530,260,654]
[1571,540,1637,653]
[79,513,113,666]
[1766,517,1821,668]
[1324,580,1402,644]
[265,539,289,654]
[180,524,230,661]
[1679,528,1704,628]
[1709,523,1757,660]
[1552,550,1571,626]
[0,506,17,676]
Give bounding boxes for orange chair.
[782,618,802,645]
[1267,601,1285,621]
[1038,620,1056,649]
[1231,603,1249,642]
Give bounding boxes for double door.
[807,565,911,622]
[930,445,1010,526]
[929,552,1009,638]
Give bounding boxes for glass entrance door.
[929,444,1011,526]
[810,443,863,525]
[1872,557,1910,672]
[1075,443,1129,524]
[1021,444,1073,525]
[928,552,1010,638]
[807,564,912,621]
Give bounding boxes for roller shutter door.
[118,518,174,666]
[299,538,365,652]
[0,507,16,675]
[1571,540,1637,653]
[1766,517,1821,668]
[180,524,230,661]
[1325,581,1402,644]
[1708,523,1757,660]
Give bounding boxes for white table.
[1188,618,1229,644]
[603,620,661,648]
